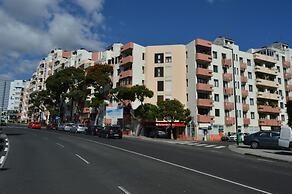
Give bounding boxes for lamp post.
[224,45,240,146]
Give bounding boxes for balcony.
[258,105,281,114]
[242,104,250,112]
[225,117,235,125]
[197,99,213,108]
[120,56,133,66]
[285,84,292,91]
[283,61,291,68]
[119,69,133,79]
[197,115,215,123]
[256,78,278,88]
[287,96,292,102]
[222,59,232,67]
[196,53,212,63]
[257,92,280,101]
[243,118,250,126]
[241,76,248,83]
[224,102,234,110]
[242,89,249,97]
[121,42,134,53]
[240,62,247,70]
[196,83,213,92]
[254,53,276,64]
[259,119,281,127]
[284,73,292,80]
[195,39,212,48]
[196,68,213,78]
[223,73,233,81]
[224,87,233,96]
[62,51,71,58]
[255,66,278,76]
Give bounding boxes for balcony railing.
[242,89,249,97]
[254,53,276,64]
[241,76,248,83]
[286,84,292,91]
[196,83,213,92]
[255,66,278,76]
[196,53,212,63]
[259,119,281,126]
[287,96,292,102]
[120,56,133,65]
[197,99,213,108]
[121,42,134,53]
[243,118,250,126]
[240,62,247,70]
[119,69,133,79]
[256,78,278,88]
[196,68,213,78]
[224,87,233,96]
[258,105,281,114]
[195,39,212,48]
[197,115,215,123]
[222,59,232,67]
[224,102,234,110]
[225,117,235,125]
[257,92,280,101]
[223,73,233,81]
[284,73,292,80]
[283,61,291,68]
[242,104,250,112]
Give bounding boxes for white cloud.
[0,0,106,80]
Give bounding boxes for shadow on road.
[270,151,292,156]
[6,133,23,136]
[0,168,10,171]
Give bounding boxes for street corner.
[228,143,292,163]
[0,134,9,169]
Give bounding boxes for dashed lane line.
[117,186,131,194]
[214,146,226,149]
[56,143,65,148]
[75,154,90,164]
[205,145,217,148]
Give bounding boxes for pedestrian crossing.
[165,141,226,149]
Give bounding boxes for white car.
[73,124,88,133]
[64,123,75,132]
[279,125,292,150]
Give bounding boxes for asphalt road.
[1,125,292,194]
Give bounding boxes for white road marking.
[83,138,271,194]
[205,145,216,148]
[5,139,8,142]
[117,186,131,194]
[0,156,4,164]
[185,143,199,146]
[5,142,8,146]
[75,154,90,164]
[4,147,8,152]
[214,146,226,149]
[195,143,207,147]
[56,143,64,148]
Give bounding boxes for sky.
[0,0,291,80]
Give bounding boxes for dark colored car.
[243,131,280,149]
[86,125,104,136]
[46,123,58,130]
[27,122,33,128]
[99,125,122,139]
[149,130,169,138]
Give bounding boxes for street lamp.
[224,45,240,146]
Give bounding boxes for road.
[0,124,292,194]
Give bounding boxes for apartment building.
[7,80,27,112]
[0,80,11,112]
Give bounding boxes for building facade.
[0,80,12,112]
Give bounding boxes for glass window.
[215,109,220,117]
[154,67,164,77]
[249,85,253,92]
[248,72,252,79]
[157,95,164,103]
[213,51,217,59]
[157,81,164,91]
[278,78,281,84]
[281,115,285,121]
[250,98,254,105]
[213,65,218,73]
[280,102,284,108]
[214,79,219,87]
[214,94,219,102]
[165,56,172,63]
[251,112,255,119]
[154,53,164,63]
[247,59,251,66]
[260,132,270,137]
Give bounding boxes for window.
[215,109,220,117]
[259,132,270,137]
[248,85,253,92]
[165,56,172,63]
[250,98,254,105]
[247,59,251,66]
[278,78,282,84]
[213,51,217,59]
[154,67,164,77]
[186,93,188,101]
[279,90,283,97]
[213,65,218,73]
[222,53,226,59]
[157,81,164,91]
[276,54,279,61]
[142,80,144,85]
[277,66,280,72]
[186,79,188,87]
[251,112,255,119]
[280,102,284,108]
[154,53,164,63]
[157,95,164,103]
[248,72,252,79]
[142,53,145,60]
[214,94,219,102]
[281,115,285,121]
[214,79,219,87]
[142,66,145,74]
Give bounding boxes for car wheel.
[251,141,259,149]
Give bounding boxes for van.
[278,125,292,150]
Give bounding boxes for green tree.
[157,99,191,139]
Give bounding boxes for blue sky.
[0,0,291,80]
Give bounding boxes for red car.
[31,122,41,129]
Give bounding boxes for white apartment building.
[7,80,27,112]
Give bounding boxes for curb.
[0,135,9,169]
[228,145,292,163]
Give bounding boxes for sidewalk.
[229,144,292,163]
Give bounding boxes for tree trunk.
[135,118,143,136]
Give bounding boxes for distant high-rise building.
[0,80,12,112]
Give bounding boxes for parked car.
[99,125,122,139]
[278,125,292,150]
[63,123,75,132]
[0,119,7,126]
[46,123,57,130]
[86,125,103,136]
[31,122,41,129]
[27,122,33,128]
[149,130,169,138]
[70,124,87,133]
[243,131,280,149]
